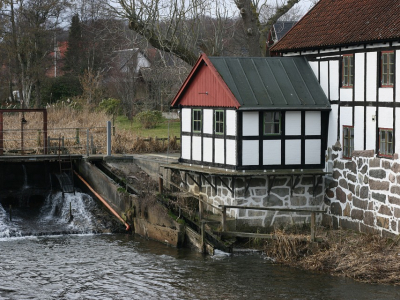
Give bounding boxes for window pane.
[215,111,224,134]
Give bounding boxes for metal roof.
[208,56,330,110]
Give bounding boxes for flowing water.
[1,193,400,300]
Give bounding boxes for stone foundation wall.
[325,149,400,237]
[184,173,326,229]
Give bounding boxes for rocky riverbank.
[262,228,400,285]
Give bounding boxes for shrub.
[136,110,163,129]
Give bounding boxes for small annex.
[170,53,331,170]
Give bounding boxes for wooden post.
[221,205,226,232]
[9,205,12,221]
[37,130,42,147]
[158,176,163,194]
[75,128,80,144]
[21,117,24,155]
[0,112,3,155]
[200,221,205,253]
[199,198,203,221]
[311,211,316,242]
[86,129,89,156]
[43,109,48,154]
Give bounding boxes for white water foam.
[0,204,22,238]
[39,191,96,233]
[0,191,99,240]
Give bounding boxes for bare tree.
[111,0,235,65]
[0,0,70,107]
[112,0,303,63]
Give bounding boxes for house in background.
[171,53,330,170]
[271,0,400,236]
[266,21,297,56]
[46,41,68,78]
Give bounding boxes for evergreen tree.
[64,14,84,74]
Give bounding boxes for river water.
[1,193,400,300]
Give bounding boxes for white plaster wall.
[320,61,329,97]
[379,88,394,102]
[285,111,301,135]
[340,107,353,150]
[342,45,364,51]
[354,106,364,150]
[203,109,213,134]
[366,43,390,49]
[320,49,339,54]
[181,136,191,159]
[309,61,319,80]
[215,138,225,164]
[366,52,378,103]
[242,140,259,165]
[263,140,281,165]
[226,139,236,165]
[182,108,191,132]
[305,111,321,135]
[328,105,338,148]
[378,107,393,129]
[226,110,236,136]
[354,53,365,101]
[366,107,377,150]
[192,136,202,161]
[242,112,259,136]
[285,140,301,165]
[329,60,339,101]
[396,108,400,154]
[339,88,352,102]
[305,140,321,164]
[397,50,400,102]
[203,137,213,162]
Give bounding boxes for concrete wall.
[325,149,400,237]
[76,160,185,246]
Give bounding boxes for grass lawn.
[116,115,181,138]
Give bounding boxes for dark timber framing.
[303,42,400,159]
[180,108,329,170]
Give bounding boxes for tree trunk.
[235,0,263,57]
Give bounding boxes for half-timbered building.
[271,0,400,236]
[171,53,330,170]
[271,0,400,159]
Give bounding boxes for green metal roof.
[208,56,330,110]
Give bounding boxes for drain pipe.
[74,171,130,231]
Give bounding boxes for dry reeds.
[1,105,180,155]
[267,228,400,285]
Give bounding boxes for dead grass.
[1,105,180,154]
[264,228,400,285]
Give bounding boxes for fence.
[0,126,109,155]
[0,126,180,156]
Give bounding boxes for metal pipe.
[74,171,130,231]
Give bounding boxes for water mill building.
[270,0,400,236]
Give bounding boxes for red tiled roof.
[271,0,400,52]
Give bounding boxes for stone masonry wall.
[184,173,327,229]
[325,149,400,237]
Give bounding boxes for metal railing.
[0,126,181,156]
